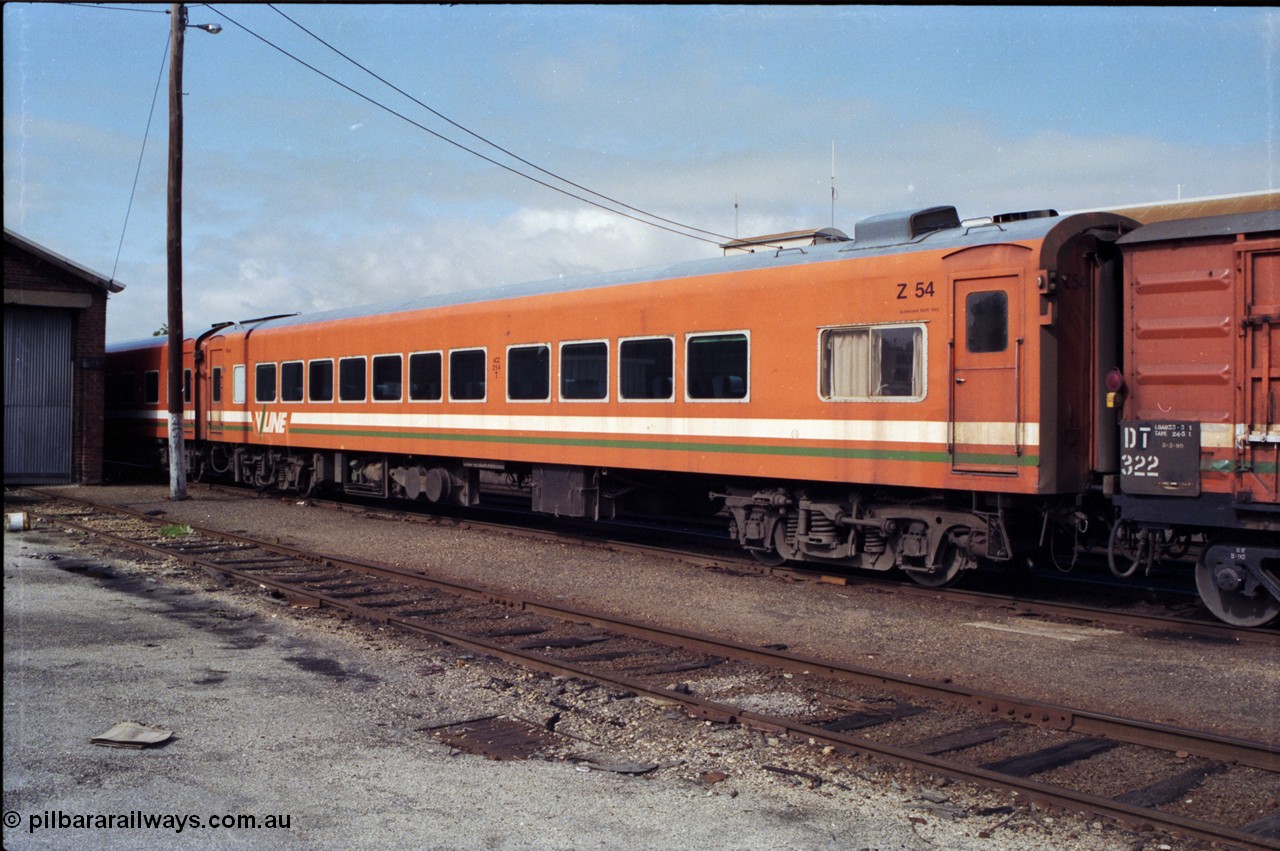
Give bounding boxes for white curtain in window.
[827,329,870,397]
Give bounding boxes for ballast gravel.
[5,483,1273,849]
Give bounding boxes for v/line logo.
[255,410,289,434]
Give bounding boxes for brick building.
[4,230,124,485]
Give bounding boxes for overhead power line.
[204,5,756,249]
[112,26,170,282]
[64,3,170,13]
[265,4,732,245]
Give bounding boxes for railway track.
[88,477,1275,644]
[11,489,1279,849]
[250,485,1279,648]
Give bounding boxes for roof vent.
[992,209,1058,224]
[853,206,961,246]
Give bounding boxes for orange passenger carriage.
[105,203,1280,626]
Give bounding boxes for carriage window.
[409,352,442,401]
[281,361,304,402]
[507,345,550,401]
[233,365,246,404]
[373,354,402,401]
[339,357,366,402]
[255,363,277,403]
[821,325,924,400]
[183,369,192,403]
[966,290,1008,353]
[687,333,748,400]
[561,341,608,400]
[309,360,334,402]
[450,349,486,401]
[211,367,222,403]
[620,338,673,400]
[144,370,160,404]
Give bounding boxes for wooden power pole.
[167,2,187,500]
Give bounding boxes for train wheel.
[1195,540,1280,628]
[749,520,797,567]
[750,548,785,567]
[904,543,965,588]
[904,562,963,587]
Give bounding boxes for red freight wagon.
[1114,211,1279,626]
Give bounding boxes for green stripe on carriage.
[284,426,1038,466]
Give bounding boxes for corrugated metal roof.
[720,227,850,250]
[1076,190,1279,225]
[1116,209,1280,245]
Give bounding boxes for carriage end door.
[204,337,226,438]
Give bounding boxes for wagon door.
[951,275,1023,474]
[1239,243,1280,503]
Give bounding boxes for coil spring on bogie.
[808,514,837,541]
[862,527,887,554]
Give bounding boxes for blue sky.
[5,4,1276,343]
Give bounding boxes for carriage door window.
[211,367,222,403]
[966,291,1008,353]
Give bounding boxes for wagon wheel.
[1194,539,1280,628]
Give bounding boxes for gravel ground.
[5,483,1272,849]
[46,483,1277,742]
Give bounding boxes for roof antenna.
[830,141,837,229]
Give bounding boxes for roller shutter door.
[4,306,74,484]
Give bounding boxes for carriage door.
[204,337,226,438]
[951,275,1022,474]
[1239,244,1279,504]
